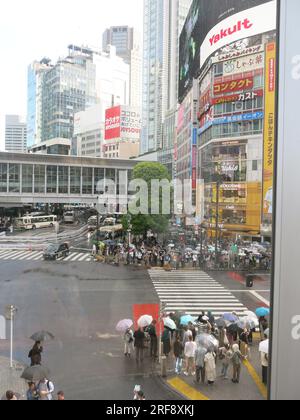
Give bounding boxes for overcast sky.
[0,0,143,149]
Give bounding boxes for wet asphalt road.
[0,259,180,400]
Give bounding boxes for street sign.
[270,0,300,400]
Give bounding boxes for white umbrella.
[116,319,133,333]
[137,315,153,328]
[243,311,258,320]
[259,339,269,354]
[163,317,177,331]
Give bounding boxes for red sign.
[105,106,121,140]
[132,304,161,334]
[213,77,253,95]
[212,89,263,105]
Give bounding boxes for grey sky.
[0,0,143,149]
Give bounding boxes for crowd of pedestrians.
[123,311,269,389]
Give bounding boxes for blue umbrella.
[255,307,270,317]
[180,315,197,326]
[223,313,239,323]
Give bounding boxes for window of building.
[58,166,69,194]
[252,160,258,171]
[70,167,81,194]
[34,165,45,194]
[82,167,93,195]
[0,163,8,193]
[22,165,33,194]
[47,166,57,194]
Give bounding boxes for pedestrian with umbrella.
[231,344,245,384]
[37,377,55,401]
[204,349,217,385]
[116,319,134,358]
[28,341,43,367]
[133,326,145,364]
[148,320,158,360]
[259,335,269,385]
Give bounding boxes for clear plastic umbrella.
[196,333,219,351]
[163,318,177,331]
[137,315,153,328]
[116,319,133,333]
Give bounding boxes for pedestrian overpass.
[0,152,138,208]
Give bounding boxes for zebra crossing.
[149,269,248,317]
[0,249,93,263]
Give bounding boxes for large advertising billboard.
[179,0,277,102]
[262,42,276,216]
[105,106,121,140]
[105,106,141,141]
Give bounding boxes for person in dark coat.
[161,328,171,356]
[28,341,43,366]
[134,327,145,364]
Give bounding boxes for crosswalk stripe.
[149,268,248,317]
[0,250,92,262]
[3,250,25,260]
[69,253,84,261]
[22,251,41,261]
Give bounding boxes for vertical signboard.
[263,42,276,216]
[105,106,121,140]
[271,0,300,400]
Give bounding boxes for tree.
[123,162,172,237]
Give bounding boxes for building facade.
[73,105,103,158]
[102,26,141,109]
[41,46,97,143]
[5,115,27,153]
[27,59,52,148]
[197,33,276,241]
[142,0,192,155]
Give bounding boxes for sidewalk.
[163,335,267,401]
[0,357,27,400]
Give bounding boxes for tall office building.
[102,26,134,64]
[141,0,192,155]
[41,45,97,143]
[5,115,27,153]
[27,59,52,148]
[102,26,141,108]
[27,45,130,155]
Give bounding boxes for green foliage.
[127,162,172,236]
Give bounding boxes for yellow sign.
[263,42,276,216]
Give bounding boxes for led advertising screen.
[178,0,276,102]
[105,106,121,140]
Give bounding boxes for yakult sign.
[200,0,277,67]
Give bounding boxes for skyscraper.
[5,115,27,153]
[27,59,52,148]
[41,45,97,142]
[141,0,192,155]
[102,26,141,108]
[102,26,134,64]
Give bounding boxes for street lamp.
[4,305,17,369]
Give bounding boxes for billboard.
[179,0,277,102]
[262,42,276,216]
[105,106,121,140]
[105,106,141,141]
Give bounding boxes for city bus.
[14,215,57,230]
[98,224,124,241]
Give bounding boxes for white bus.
[14,215,57,230]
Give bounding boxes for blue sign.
[198,112,264,135]
[192,128,198,145]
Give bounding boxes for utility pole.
[215,180,220,265]
[5,305,17,369]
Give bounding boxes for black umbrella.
[216,318,227,328]
[30,331,55,342]
[21,365,50,382]
[227,323,240,334]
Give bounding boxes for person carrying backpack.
[38,378,54,400]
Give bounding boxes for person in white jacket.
[124,328,134,358]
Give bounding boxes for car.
[43,243,70,261]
